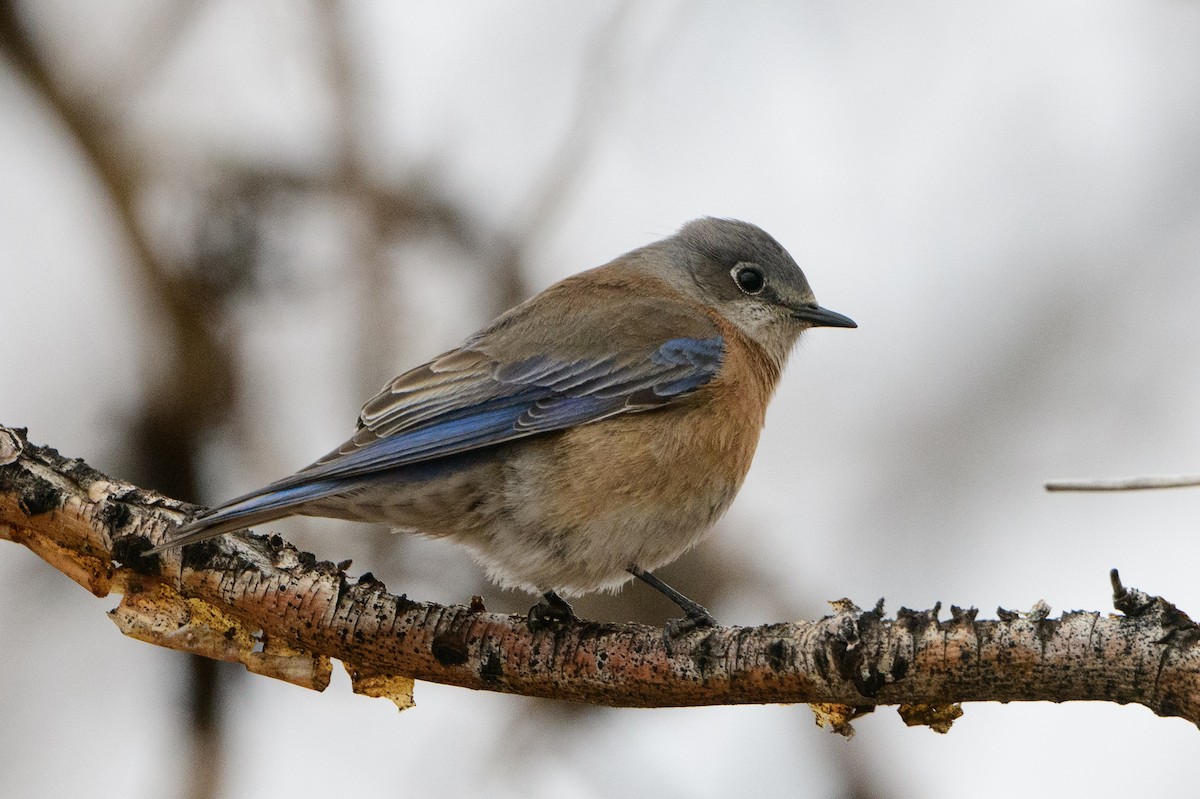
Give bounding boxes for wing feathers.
[167,290,726,543]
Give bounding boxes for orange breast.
[533,310,782,529]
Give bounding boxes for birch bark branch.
[2,424,1197,734]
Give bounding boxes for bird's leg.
[526,590,580,631]
[628,565,717,638]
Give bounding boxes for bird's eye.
[732,264,765,295]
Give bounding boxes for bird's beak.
[791,304,857,328]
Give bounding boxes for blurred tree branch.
[0,7,249,797]
[3,425,1198,735]
[0,6,499,793]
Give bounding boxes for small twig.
[1045,475,1200,492]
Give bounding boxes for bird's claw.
[526,591,580,632]
[662,605,718,649]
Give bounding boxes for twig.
[1045,475,1200,492]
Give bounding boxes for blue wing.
[153,334,724,550]
[290,335,722,485]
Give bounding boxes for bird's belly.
[464,405,758,595]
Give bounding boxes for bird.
[150,217,855,634]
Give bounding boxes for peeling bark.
[2,424,1197,734]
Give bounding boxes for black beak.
[791,304,857,329]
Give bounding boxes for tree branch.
[2,424,1198,733]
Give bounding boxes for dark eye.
[732,264,765,295]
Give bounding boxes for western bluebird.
[152,218,855,632]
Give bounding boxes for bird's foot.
[626,565,719,647]
[526,591,579,632]
[662,603,718,647]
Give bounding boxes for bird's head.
[648,217,856,365]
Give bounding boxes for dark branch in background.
[3,425,1199,735]
[0,6,237,798]
[0,5,491,795]
[0,2,483,791]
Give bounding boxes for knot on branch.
[1112,569,1200,651]
[820,598,911,699]
[0,426,22,466]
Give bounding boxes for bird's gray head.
[648,217,855,364]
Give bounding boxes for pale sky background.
[3,2,1200,798]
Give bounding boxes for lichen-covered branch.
[2,424,1198,733]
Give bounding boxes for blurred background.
[2,1,1200,797]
